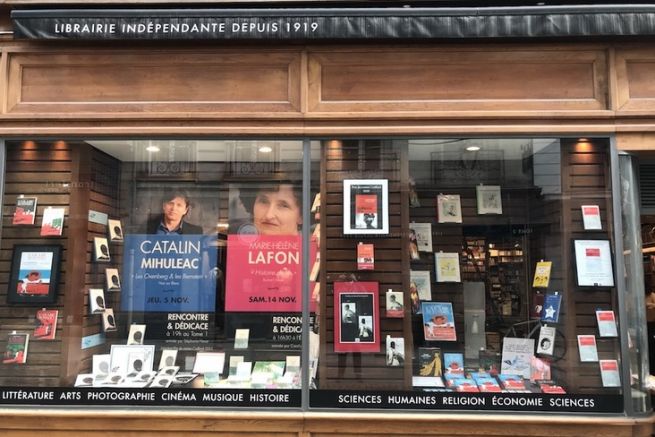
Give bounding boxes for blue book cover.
[443,352,464,375]
[541,293,562,323]
[421,302,456,341]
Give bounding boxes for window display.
[0,137,642,414]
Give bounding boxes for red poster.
[333,281,380,353]
[225,234,317,312]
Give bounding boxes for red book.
[34,309,58,340]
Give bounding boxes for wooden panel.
[7,50,302,114]
[615,48,655,112]
[308,48,608,113]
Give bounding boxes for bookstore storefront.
[1,5,655,437]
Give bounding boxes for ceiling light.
[259,146,273,153]
[466,146,481,152]
[146,145,160,153]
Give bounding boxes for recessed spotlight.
[578,138,589,142]
[146,145,160,153]
[466,146,481,152]
[259,146,273,153]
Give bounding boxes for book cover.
[408,227,420,260]
[409,222,433,252]
[355,193,378,230]
[596,310,618,337]
[127,324,146,345]
[531,292,545,318]
[536,325,556,356]
[89,288,106,314]
[498,374,526,390]
[385,336,405,366]
[158,349,178,370]
[530,356,551,382]
[581,205,602,231]
[33,309,58,340]
[434,252,461,282]
[501,337,534,379]
[102,308,117,332]
[476,185,503,215]
[228,356,244,376]
[93,237,111,262]
[192,352,226,375]
[417,347,442,377]
[422,302,456,341]
[410,270,432,309]
[437,194,462,223]
[12,196,37,225]
[234,328,250,349]
[474,376,502,393]
[40,207,65,236]
[532,261,552,288]
[541,293,562,323]
[443,352,464,375]
[107,218,124,242]
[577,335,599,362]
[251,361,285,384]
[478,349,501,376]
[3,332,29,364]
[105,268,121,291]
[357,243,375,270]
[93,354,111,375]
[452,378,480,392]
[599,359,621,387]
[412,376,445,388]
[385,290,404,318]
[541,383,567,394]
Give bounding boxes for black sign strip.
[11,7,655,40]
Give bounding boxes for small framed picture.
[107,219,124,242]
[7,245,63,305]
[158,349,178,370]
[437,194,462,223]
[476,185,503,215]
[105,268,121,291]
[333,281,380,353]
[94,237,111,262]
[110,344,155,376]
[343,179,389,235]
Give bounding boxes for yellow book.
[532,261,552,288]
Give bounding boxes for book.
[531,292,545,318]
[412,376,445,388]
[93,237,111,262]
[89,288,106,314]
[443,352,464,375]
[385,290,404,318]
[599,359,621,387]
[127,324,146,345]
[357,243,375,270]
[501,337,534,379]
[422,302,456,341]
[434,252,461,282]
[530,356,551,382]
[107,218,124,242]
[478,349,501,376]
[234,328,249,349]
[33,309,58,340]
[354,193,378,230]
[385,336,405,366]
[410,270,432,301]
[417,347,442,377]
[540,383,566,394]
[577,335,599,362]
[228,356,245,376]
[474,376,502,392]
[541,293,562,323]
[102,308,117,332]
[476,185,502,215]
[581,205,602,230]
[192,352,226,375]
[437,194,462,223]
[596,310,618,337]
[2,332,29,364]
[408,228,420,260]
[452,378,480,392]
[12,196,37,225]
[409,223,433,252]
[93,354,111,374]
[105,268,121,291]
[532,261,552,288]
[498,374,527,391]
[251,361,285,384]
[536,325,556,356]
[40,207,65,236]
[158,349,178,370]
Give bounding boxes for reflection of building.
[1,4,655,437]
